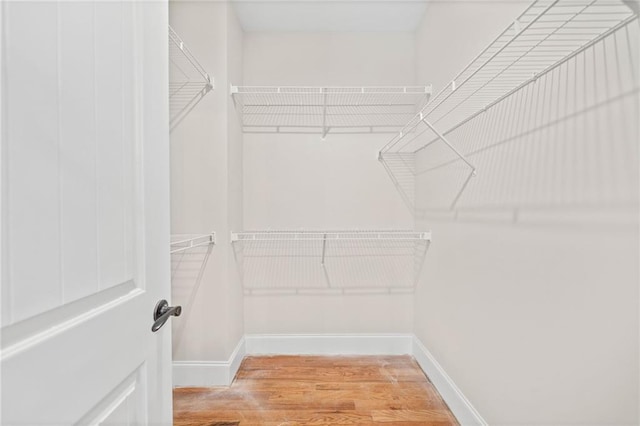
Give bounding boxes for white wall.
[169,6,639,423]
[413,1,639,424]
[242,33,417,334]
[225,2,246,361]
[169,1,244,362]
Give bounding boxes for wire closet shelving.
[231,230,431,294]
[378,0,639,211]
[169,25,214,131]
[170,233,216,254]
[381,0,636,156]
[230,86,432,137]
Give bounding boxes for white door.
[1,1,173,425]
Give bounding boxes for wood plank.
[371,409,456,423]
[236,366,426,383]
[174,355,458,426]
[240,355,417,369]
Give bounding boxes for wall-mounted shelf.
[381,0,636,155]
[170,233,216,254]
[379,0,638,212]
[231,230,431,294]
[231,230,431,242]
[169,25,214,131]
[230,86,432,137]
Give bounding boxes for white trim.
[228,336,246,383]
[412,336,487,426]
[172,333,485,426]
[244,333,413,355]
[172,361,228,387]
[173,337,245,387]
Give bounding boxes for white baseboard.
[244,333,413,355]
[228,336,246,381]
[173,337,245,387]
[172,333,485,426]
[412,336,487,426]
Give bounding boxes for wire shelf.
[381,0,637,155]
[231,230,431,294]
[231,230,431,242]
[379,0,638,212]
[231,86,432,137]
[169,25,213,131]
[170,233,216,254]
[414,15,639,213]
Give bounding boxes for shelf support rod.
[449,169,475,210]
[421,117,477,176]
[321,88,328,139]
[321,233,327,266]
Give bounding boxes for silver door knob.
[152,299,182,332]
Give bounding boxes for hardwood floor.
[173,355,459,425]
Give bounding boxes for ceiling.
[231,0,430,32]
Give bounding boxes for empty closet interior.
[168,1,639,424]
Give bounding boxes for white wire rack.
[231,230,431,294]
[231,86,432,137]
[381,0,636,156]
[169,25,214,131]
[417,16,639,212]
[170,233,216,254]
[379,0,638,211]
[231,230,431,242]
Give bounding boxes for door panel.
[80,367,145,426]
[59,0,100,303]
[1,1,171,424]
[3,1,138,323]
[95,2,133,293]
[2,292,147,423]
[3,0,62,323]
